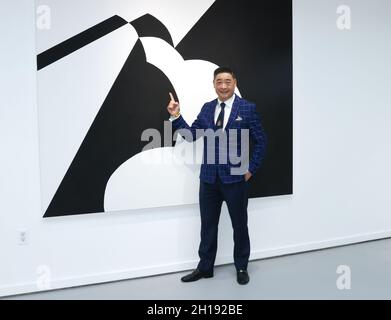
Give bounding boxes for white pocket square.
[235,116,243,121]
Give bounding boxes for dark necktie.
[215,102,226,129]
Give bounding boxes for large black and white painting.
[36,0,292,218]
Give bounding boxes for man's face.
[213,72,237,102]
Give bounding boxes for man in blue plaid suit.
[167,67,267,285]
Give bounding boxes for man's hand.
[245,171,252,182]
[167,92,180,116]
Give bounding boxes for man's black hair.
[214,66,236,79]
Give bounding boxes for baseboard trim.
[2,230,391,298]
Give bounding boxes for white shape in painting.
[38,24,138,213]
[35,0,216,52]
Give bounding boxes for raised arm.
[166,93,207,142]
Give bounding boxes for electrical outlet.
[18,229,29,246]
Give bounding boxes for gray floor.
[4,238,391,300]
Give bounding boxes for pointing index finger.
[169,92,175,102]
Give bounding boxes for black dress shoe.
[181,269,214,282]
[237,270,249,285]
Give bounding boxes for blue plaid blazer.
[172,95,267,184]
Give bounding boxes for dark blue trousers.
[197,177,250,272]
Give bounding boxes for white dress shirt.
[214,94,235,130]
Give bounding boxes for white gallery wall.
[1,0,391,296]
